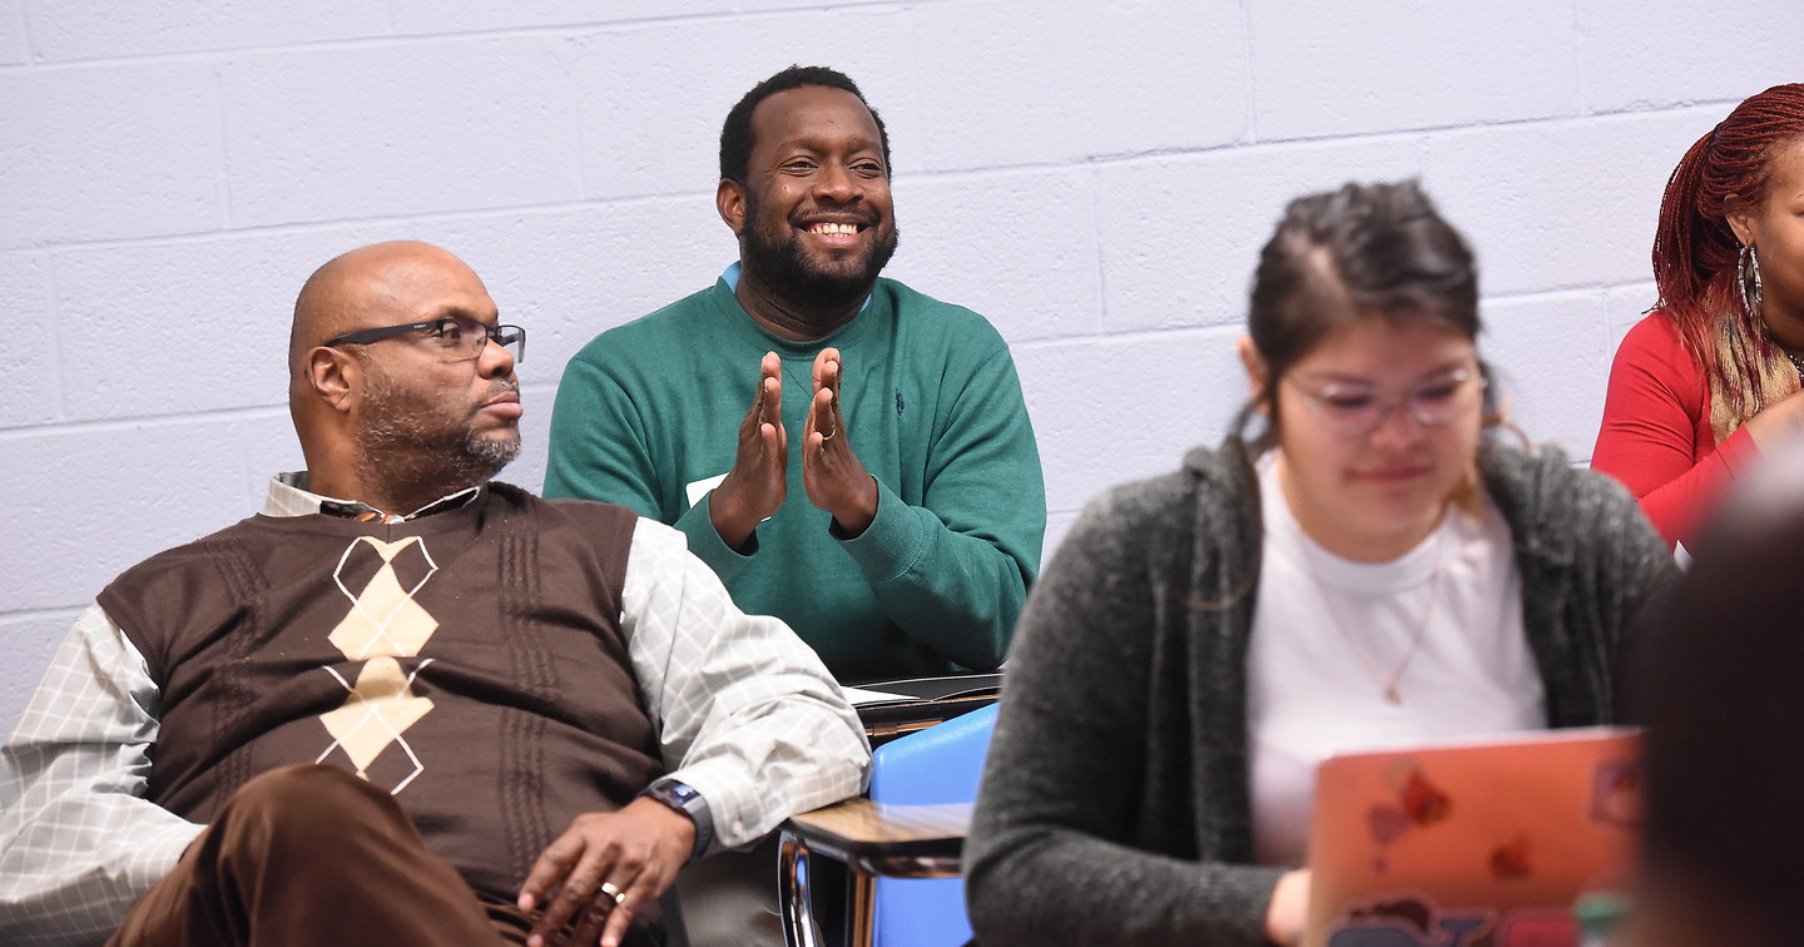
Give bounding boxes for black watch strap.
[639,777,713,863]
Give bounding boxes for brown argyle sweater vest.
[97,483,663,901]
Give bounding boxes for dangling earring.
[1738,243,1765,320]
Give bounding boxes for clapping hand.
[802,347,878,537]
[710,351,788,551]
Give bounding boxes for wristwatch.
[638,777,714,863]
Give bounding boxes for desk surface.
[783,799,971,878]
[789,798,971,844]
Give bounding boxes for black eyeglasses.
[324,315,526,363]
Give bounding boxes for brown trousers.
[106,765,667,947]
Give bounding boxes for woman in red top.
[1593,83,1804,547]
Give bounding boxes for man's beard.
[741,193,899,310]
[356,376,521,498]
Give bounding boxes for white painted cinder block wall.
[2,1,1799,729]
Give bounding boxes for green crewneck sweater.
[546,275,1045,683]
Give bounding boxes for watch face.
[665,782,700,805]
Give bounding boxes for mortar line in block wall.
[212,63,239,229]
[1236,0,1259,143]
[11,96,1747,258]
[1013,323,1247,352]
[0,405,290,442]
[0,606,87,625]
[42,250,70,423]
[4,5,915,70]
[12,189,730,255]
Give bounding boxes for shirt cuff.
[833,478,930,583]
[664,756,764,853]
[674,492,755,584]
[1720,423,1762,470]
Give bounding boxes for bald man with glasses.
[0,241,868,947]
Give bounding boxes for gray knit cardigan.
[964,437,1677,947]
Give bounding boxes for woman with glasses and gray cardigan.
[963,181,1675,947]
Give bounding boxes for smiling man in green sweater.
[546,65,1045,686]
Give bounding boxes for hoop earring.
[1738,243,1765,320]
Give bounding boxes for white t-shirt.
[1247,452,1544,867]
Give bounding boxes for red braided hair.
[1654,83,1804,380]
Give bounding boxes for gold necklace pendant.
[1307,523,1450,708]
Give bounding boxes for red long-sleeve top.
[1591,312,1760,548]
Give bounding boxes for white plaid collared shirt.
[0,475,869,946]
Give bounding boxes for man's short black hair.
[719,65,891,184]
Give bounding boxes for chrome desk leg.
[849,871,875,947]
[779,831,821,947]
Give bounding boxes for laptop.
[1303,727,1641,947]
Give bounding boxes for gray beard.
[356,383,522,501]
[355,421,521,504]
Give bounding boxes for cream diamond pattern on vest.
[318,536,441,793]
[329,536,440,659]
[318,657,436,792]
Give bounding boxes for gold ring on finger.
[820,428,836,442]
[599,881,626,906]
